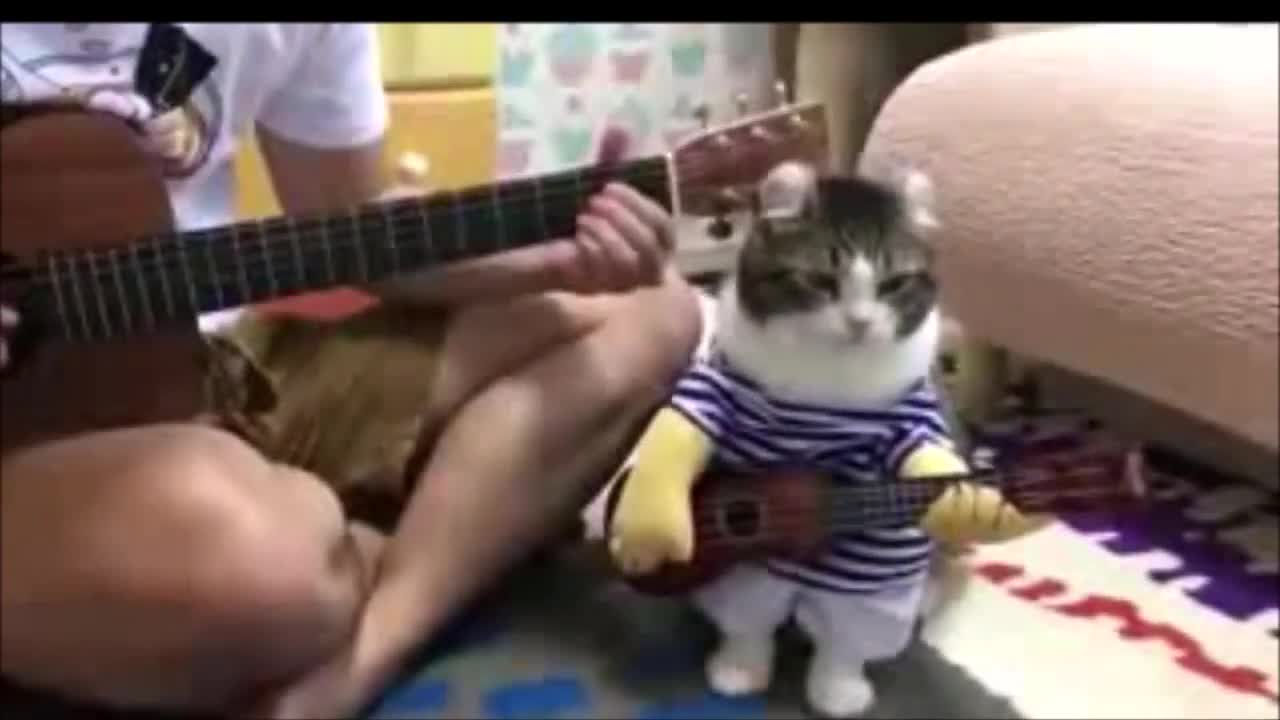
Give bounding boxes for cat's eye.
[877,274,914,295]
[827,246,842,268]
[806,272,840,296]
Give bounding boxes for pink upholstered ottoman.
[860,24,1279,454]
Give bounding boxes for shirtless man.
[0,23,699,717]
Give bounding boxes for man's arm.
[257,130,387,215]
[253,24,555,306]
[256,26,667,307]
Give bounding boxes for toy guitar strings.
[608,435,1148,596]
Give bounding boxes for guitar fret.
[571,169,585,232]
[106,248,134,335]
[490,182,506,252]
[84,250,114,339]
[201,235,225,311]
[231,226,253,306]
[350,212,369,283]
[452,190,466,259]
[417,198,431,262]
[63,252,94,340]
[152,239,178,321]
[174,240,200,318]
[287,217,307,291]
[44,253,74,341]
[257,219,280,299]
[384,203,401,274]
[129,242,157,329]
[319,216,337,286]
[533,178,550,241]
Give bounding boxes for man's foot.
[706,634,775,696]
[805,655,875,718]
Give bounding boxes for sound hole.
[720,498,762,539]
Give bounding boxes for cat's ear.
[757,161,819,222]
[890,167,940,236]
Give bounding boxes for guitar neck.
[28,156,672,342]
[824,469,1003,530]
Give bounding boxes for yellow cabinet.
[378,23,496,89]
[235,23,498,220]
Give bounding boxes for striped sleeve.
[667,362,735,444]
[880,390,954,478]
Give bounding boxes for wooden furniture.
[234,24,499,220]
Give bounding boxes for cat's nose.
[844,316,872,336]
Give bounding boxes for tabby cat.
[684,161,963,718]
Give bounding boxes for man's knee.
[597,271,702,400]
[2,425,364,705]
[174,436,365,690]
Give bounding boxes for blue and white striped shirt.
[670,353,951,594]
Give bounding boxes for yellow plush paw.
[903,442,1052,546]
[606,407,713,576]
[609,479,696,576]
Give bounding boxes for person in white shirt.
[0,23,699,717]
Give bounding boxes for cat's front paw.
[706,635,775,697]
[806,659,875,718]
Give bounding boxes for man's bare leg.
[0,424,367,712]
[261,273,701,717]
[1,272,697,716]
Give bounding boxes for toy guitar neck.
[609,439,1148,595]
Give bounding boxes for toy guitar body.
[1,90,829,453]
[607,439,1148,596]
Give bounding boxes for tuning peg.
[734,92,750,117]
[773,79,790,106]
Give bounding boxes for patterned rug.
[360,405,1278,719]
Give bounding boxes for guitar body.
[610,469,829,596]
[1,110,206,452]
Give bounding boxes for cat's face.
[734,162,939,348]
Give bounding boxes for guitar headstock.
[668,82,829,218]
[998,440,1149,515]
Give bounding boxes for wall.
[494,24,777,178]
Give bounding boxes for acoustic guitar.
[604,433,1149,596]
[0,90,829,452]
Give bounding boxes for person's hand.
[1,305,18,371]
[550,129,676,295]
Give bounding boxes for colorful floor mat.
[360,405,1278,719]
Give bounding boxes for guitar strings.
[1,161,677,287]
[683,483,1132,550]
[677,463,1137,540]
[2,154,754,293]
[1,163,751,338]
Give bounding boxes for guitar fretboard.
[26,156,671,342]
[824,468,1002,530]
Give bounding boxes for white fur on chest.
[714,278,941,409]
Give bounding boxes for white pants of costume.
[693,563,925,665]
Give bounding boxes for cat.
[678,160,958,718]
[201,302,451,533]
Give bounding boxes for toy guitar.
[0,84,828,451]
[604,438,1149,596]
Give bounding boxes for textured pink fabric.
[860,24,1279,450]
